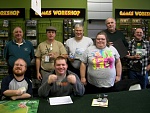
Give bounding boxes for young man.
[35,26,67,84]
[1,58,32,100]
[4,27,35,79]
[38,56,85,97]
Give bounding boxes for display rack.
[0,20,10,79]
[63,19,73,45]
[117,18,150,42]
[25,20,38,50]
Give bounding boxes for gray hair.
[105,17,116,25]
[74,23,84,29]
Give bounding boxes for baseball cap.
[46,26,57,32]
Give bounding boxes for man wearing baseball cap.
[35,26,68,84]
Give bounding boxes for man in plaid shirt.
[126,28,150,89]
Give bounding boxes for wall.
[0,0,150,40]
[113,0,150,17]
[0,0,87,42]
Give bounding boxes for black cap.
[46,26,57,32]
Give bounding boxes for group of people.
[1,17,150,100]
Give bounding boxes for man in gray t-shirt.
[1,58,32,100]
[65,24,93,77]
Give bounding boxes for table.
[37,89,150,113]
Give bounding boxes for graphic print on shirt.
[74,48,85,59]
[91,50,114,70]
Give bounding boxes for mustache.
[15,67,22,70]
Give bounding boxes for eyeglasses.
[14,64,25,67]
[135,32,143,34]
[96,38,106,41]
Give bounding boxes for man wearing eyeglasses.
[35,26,67,84]
[1,58,32,100]
[126,28,150,89]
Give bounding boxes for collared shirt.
[4,39,35,67]
[128,39,150,76]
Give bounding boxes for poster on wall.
[0,8,25,19]
[30,8,85,19]
[31,0,41,17]
[115,9,150,18]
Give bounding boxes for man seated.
[38,56,85,97]
[1,58,32,100]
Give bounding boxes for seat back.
[129,84,141,91]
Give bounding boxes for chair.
[129,84,141,91]
[114,79,141,92]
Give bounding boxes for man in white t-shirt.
[65,24,93,77]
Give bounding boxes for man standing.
[126,28,150,89]
[103,17,128,48]
[65,24,93,77]
[4,27,35,79]
[35,26,67,84]
[1,58,32,100]
[38,56,85,97]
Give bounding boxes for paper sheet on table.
[49,96,73,105]
[91,99,108,107]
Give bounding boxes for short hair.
[13,26,23,34]
[54,56,67,65]
[14,58,27,67]
[134,28,143,33]
[94,31,110,47]
[105,17,116,25]
[74,23,84,29]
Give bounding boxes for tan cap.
[46,26,57,31]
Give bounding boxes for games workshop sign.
[30,8,85,19]
[0,8,25,18]
[115,9,150,18]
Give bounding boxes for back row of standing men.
[1,17,150,99]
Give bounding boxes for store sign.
[115,9,150,18]
[0,8,25,18]
[30,8,85,19]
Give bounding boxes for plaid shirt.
[128,39,150,76]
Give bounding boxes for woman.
[80,31,122,94]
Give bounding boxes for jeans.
[129,70,149,89]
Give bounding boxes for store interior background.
[0,0,150,42]
[0,0,150,88]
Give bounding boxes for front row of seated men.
[1,56,85,100]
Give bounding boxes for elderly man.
[35,26,67,84]
[65,24,93,77]
[126,28,150,89]
[103,17,128,48]
[1,58,32,100]
[4,27,35,79]
[127,28,150,89]
[38,56,85,97]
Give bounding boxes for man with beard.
[1,58,32,100]
[38,56,85,97]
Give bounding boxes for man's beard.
[13,69,25,77]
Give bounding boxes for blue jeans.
[129,70,149,89]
